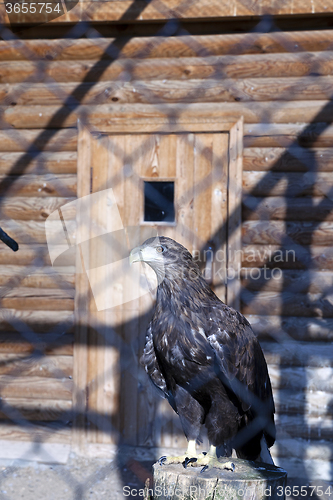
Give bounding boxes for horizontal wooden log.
[0,287,74,311]
[0,287,75,299]
[2,52,333,84]
[0,309,74,332]
[274,390,333,418]
[243,171,333,197]
[0,421,71,443]
[0,244,51,266]
[0,129,77,152]
[244,147,333,172]
[0,196,76,221]
[274,438,333,461]
[242,196,333,221]
[242,244,333,270]
[0,152,77,175]
[0,174,76,197]
[4,76,333,106]
[0,398,72,421]
[244,123,333,148]
[261,340,333,367]
[0,353,72,378]
[0,220,69,244]
[242,220,333,246]
[268,364,333,393]
[276,414,333,441]
[242,290,333,318]
[247,314,333,341]
[242,269,333,294]
[5,101,333,130]
[2,31,333,61]
[0,376,72,400]
[1,0,330,24]
[0,265,75,288]
[0,333,73,355]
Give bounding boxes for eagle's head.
[129,236,200,284]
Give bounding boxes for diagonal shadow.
[0,5,332,494]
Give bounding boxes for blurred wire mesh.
[0,0,332,497]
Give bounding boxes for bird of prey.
[130,236,275,472]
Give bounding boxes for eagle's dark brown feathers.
[138,236,275,461]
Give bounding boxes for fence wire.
[0,1,332,498]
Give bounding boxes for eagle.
[129,236,275,472]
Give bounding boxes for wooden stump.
[153,458,287,500]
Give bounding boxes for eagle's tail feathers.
[259,435,274,465]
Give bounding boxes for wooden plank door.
[75,128,234,450]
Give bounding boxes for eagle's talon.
[158,456,167,466]
[200,465,209,473]
[183,457,197,468]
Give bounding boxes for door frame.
[72,111,244,455]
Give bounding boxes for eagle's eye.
[156,245,164,254]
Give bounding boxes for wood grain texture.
[6,102,333,130]
[0,422,71,443]
[2,31,333,61]
[243,171,333,197]
[243,196,333,221]
[242,244,333,270]
[0,308,74,332]
[242,268,333,294]
[244,123,333,148]
[3,52,333,84]
[276,414,333,442]
[0,353,72,377]
[0,196,75,221]
[242,220,333,246]
[261,340,333,367]
[274,389,333,416]
[244,147,333,172]
[0,152,77,175]
[0,245,51,265]
[0,265,74,288]
[242,290,333,317]
[0,398,72,421]
[72,121,90,451]
[275,437,333,461]
[1,0,330,24]
[0,376,72,400]
[268,364,333,393]
[248,314,333,341]
[0,129,77,152]
[227,118,243,309]
[0,174,76,197]
[0,334,73,355]
[5,76,333,106]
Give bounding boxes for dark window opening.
[144,181,175,222]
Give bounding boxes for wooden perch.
[153,459,287,500]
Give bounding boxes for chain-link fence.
[0,1,332,498]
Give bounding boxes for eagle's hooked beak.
[129,247,142,266]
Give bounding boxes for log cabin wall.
[0,1,332,481]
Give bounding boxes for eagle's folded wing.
[207,305,275,422]
[141,324,167,394]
